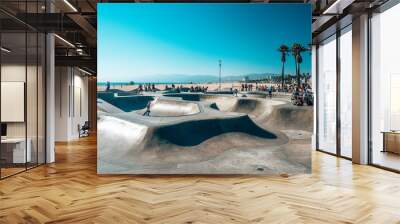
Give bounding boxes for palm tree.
[296,53,303,87]
[291,43,308,90]
[278,45,289,90]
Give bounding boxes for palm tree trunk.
[295,59,299,87]
[297,63,301,88]
[281,61,285,90]
[296,63,300,88]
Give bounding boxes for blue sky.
[98,3,311,82]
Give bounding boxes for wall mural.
[97,3,313,175]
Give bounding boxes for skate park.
[97,89,313,175]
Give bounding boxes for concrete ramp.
[97,91,311,174]
[97,93,154,112]
[98,116,149,163]
[262,104,313,132]
[246,91,268,98]
[97,99,123,114]
[162,93,239,112]
[200,95,237,111]
[148,99,201,117]
[230,98,267,117]
[163,93,202,101]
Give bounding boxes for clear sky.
[98,3,311,82]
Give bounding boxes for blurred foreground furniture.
[382,131,400,154]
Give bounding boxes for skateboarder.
[268,86,272,98]
[234,88,238,97]
[143,101,152,116]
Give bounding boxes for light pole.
[219,59,222,91]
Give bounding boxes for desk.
[382,131,400,154]
[1,138,31,163]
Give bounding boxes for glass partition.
[27,31,38,169]
[1,31,28,177]
[0,2,46,179]
[339,26,352,158]
[317,35,337,154]
[370,3,400,171]
[38,32,45,165]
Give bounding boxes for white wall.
[55,67,89,141]
[1,65,26,138]
[71,72,89,138]
[55,67,69,141]
[1,65,40,137]
[1,63,46,164]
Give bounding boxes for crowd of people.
[240,82,312,93]
[238,82,313,106]
[241,83,255,91]
[138,84,157,92]
[163,84,208,93]
[189,86,208,93]
[291,88,313,106]
[138,83,210,93]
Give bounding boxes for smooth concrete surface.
[98,91,313,175]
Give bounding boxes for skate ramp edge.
[265,105,313,131]
[97,93,154,112]
[150,99,201,116]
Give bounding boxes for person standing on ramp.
[143,101,152,116]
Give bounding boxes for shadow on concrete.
[155,115,276,146]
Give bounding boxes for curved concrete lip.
[137,98,202,117]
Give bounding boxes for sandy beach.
[97,81,281,92]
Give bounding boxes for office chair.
[79,121,90,138]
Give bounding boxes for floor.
[0,135,399,223]
[372,150,400,171]
[1,163,44,179]
[0,167,26,178]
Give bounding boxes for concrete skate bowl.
[200,95,281,117]
[163,87,191,94]
[262,104,313,131]
[99,89,128,94]
[199,95,237,111]
[206,90,233,95]
[97,93,154,112]
[163,93,202,101]
[153,115,277,146]
[229,98,267,117]
[98,89,139,96]
[246,91,269,98]
[97,99,123,114]
[140,99,201,117]
[163,93,238,112]
[161,94,270,117]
